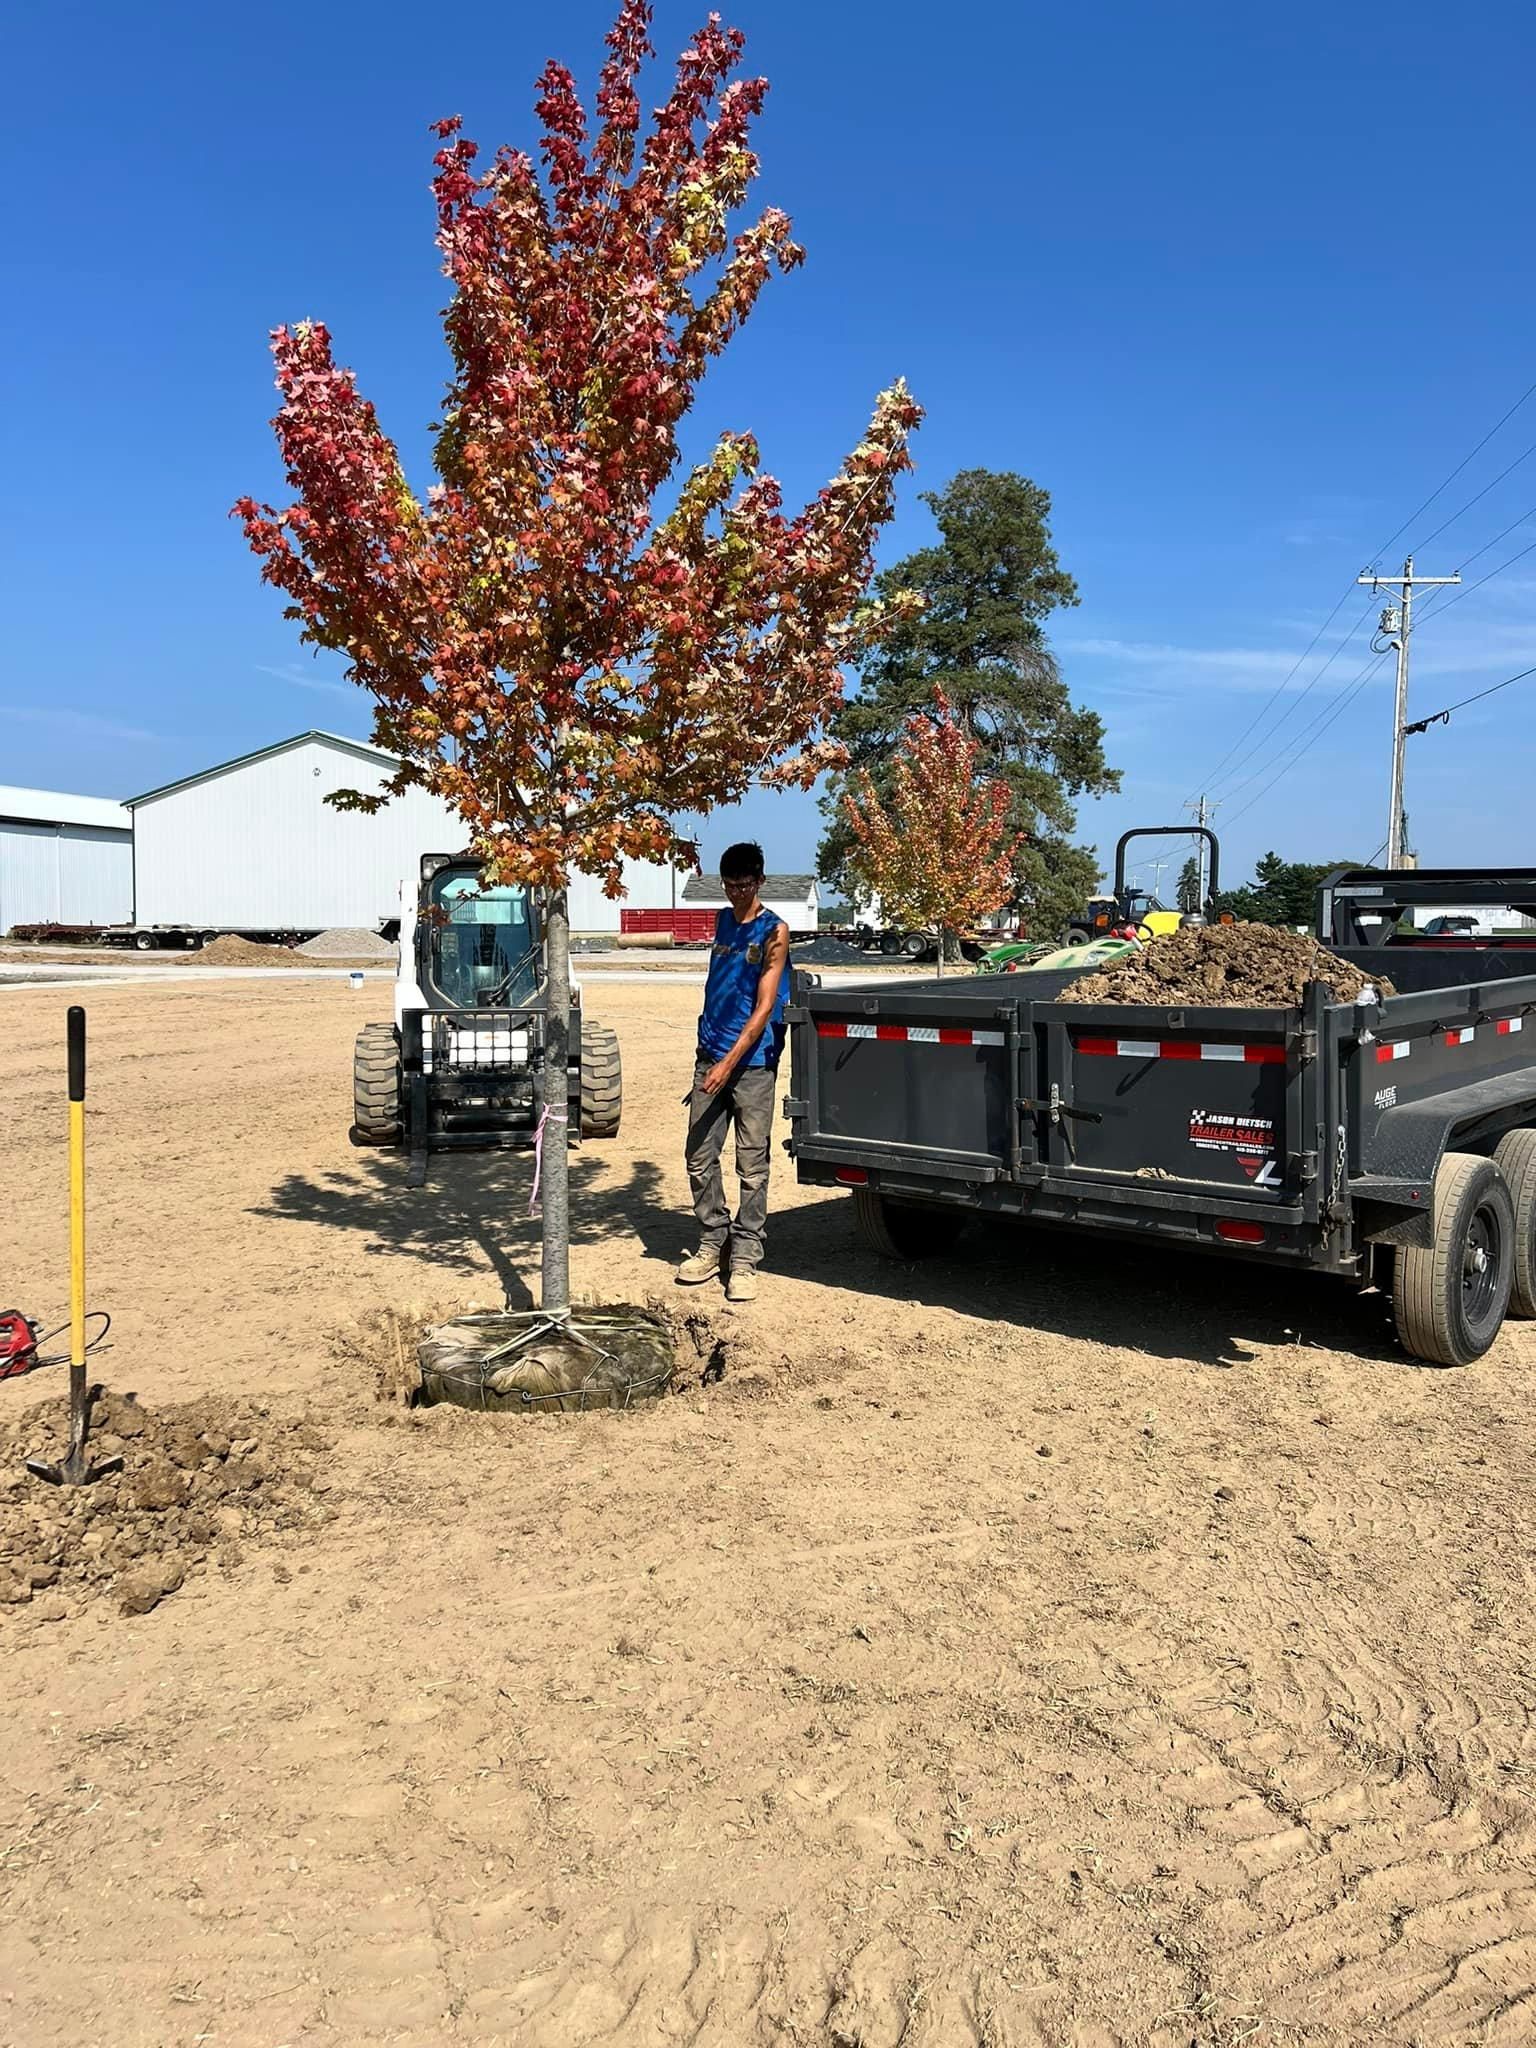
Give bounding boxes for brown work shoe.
[725,1267,759,1304]
[676,1246,723,1285]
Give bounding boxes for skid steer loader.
[352,854,622,1187]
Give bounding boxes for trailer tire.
[878,931,902,957]
[851,1188,966,1261]
[1394,1151,1514,1367]
[901,930,929,959]
[353,1022,402,1145]
[1493,1128,1536,1318]
[133,931,156,952]
[580,1023,622,1139]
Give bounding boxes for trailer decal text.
[1188,1109,1277,1182]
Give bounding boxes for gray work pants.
[686,1058,776,1270]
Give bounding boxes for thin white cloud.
[254,662,354,700]
[0,705,167,743]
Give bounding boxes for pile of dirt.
[1061,921,1395,1007]
[0,1390,337,1619]
[192,934,306,967]
[296,926,398,960]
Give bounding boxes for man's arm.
[699,921,790,1095]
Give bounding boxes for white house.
[0,785,133,933]
[682,870,820,937]
[127,731,680,934]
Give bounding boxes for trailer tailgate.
[1046,1004,1297,1197]
[791,980,1017,1178]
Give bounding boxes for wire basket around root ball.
[416,1307,675,1413]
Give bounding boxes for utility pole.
[1358,556,1460,867]
[1183,793,1220,903]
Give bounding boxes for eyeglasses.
[721,875,760,890]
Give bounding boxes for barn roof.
[682,873,818,904]
[126,731,399,807]
[0,784,132,832]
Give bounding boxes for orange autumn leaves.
[843,690,1021,940]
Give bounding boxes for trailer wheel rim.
[1463,1204,1505,1331]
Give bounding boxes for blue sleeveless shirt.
[698,907,791,1069]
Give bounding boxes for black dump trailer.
[786,865,1536,1367]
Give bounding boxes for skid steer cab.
[352,855,622,1188]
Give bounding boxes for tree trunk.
[540,886,572,1312]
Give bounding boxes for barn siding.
[0,820,133,931]
[131,735,680,931]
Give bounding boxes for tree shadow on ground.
[252,1149,675,1308]
[770,1194,1408,1373]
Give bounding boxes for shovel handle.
[67,1009,86,1404]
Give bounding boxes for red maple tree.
[843,690,1020,973]
[235,3,921,1308]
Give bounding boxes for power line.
[1410,533,1536,631]
[1221,650,1393,827]
[1410,432,1536,554]
[1404,662,1536,734]
[1189,588,1366,798]
[1211,607,1377,806]
[1376,373,1536,561]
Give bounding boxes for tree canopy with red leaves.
[235,2,921,1307]
[843,690,1020,970]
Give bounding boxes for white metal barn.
[0,785,133,933]
[683,871,820,936]
[127,731,678,933]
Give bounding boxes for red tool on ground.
[1,1311,41,1379]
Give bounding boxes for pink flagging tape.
[816,1021,1006,1048]
[1075,1036,1285,1065]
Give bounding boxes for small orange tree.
[843,690,1020,973]
[235,2,921,1310]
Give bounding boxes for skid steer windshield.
[427,875,538,1008]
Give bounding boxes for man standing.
[677,843,792,1303]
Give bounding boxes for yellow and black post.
[27,1008,117,1487]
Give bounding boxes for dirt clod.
[0,1391,336,1620]
[1062,921,1394,1007]
[118,1560,184,1615]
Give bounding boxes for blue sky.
[4,0,1534,894]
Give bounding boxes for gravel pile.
[0,1390,338,1620]
[297,927,398,960]
[192,935,306,967]
[1062,922,1395,1007]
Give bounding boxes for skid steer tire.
[851,1187,966,1261]
[580,1023,622,1139]
[1394,1150,1514,1367]
[353,1022,402,1145]
[1493,1127,1536,1318]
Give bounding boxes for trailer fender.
[1359,1070,1536,1244]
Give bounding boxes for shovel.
[27,1008,120,1488]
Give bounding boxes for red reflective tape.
[1498,1017,1525,1035]
[938,1027,972,1046]
[1243,1044,1286,1065]
[1159,1040,1201,1061]
[875,1024,907,1041]
[817,1021,848,1038]
[1075,1037,1118,1057]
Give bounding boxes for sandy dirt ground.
[2,975,1535,2047]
